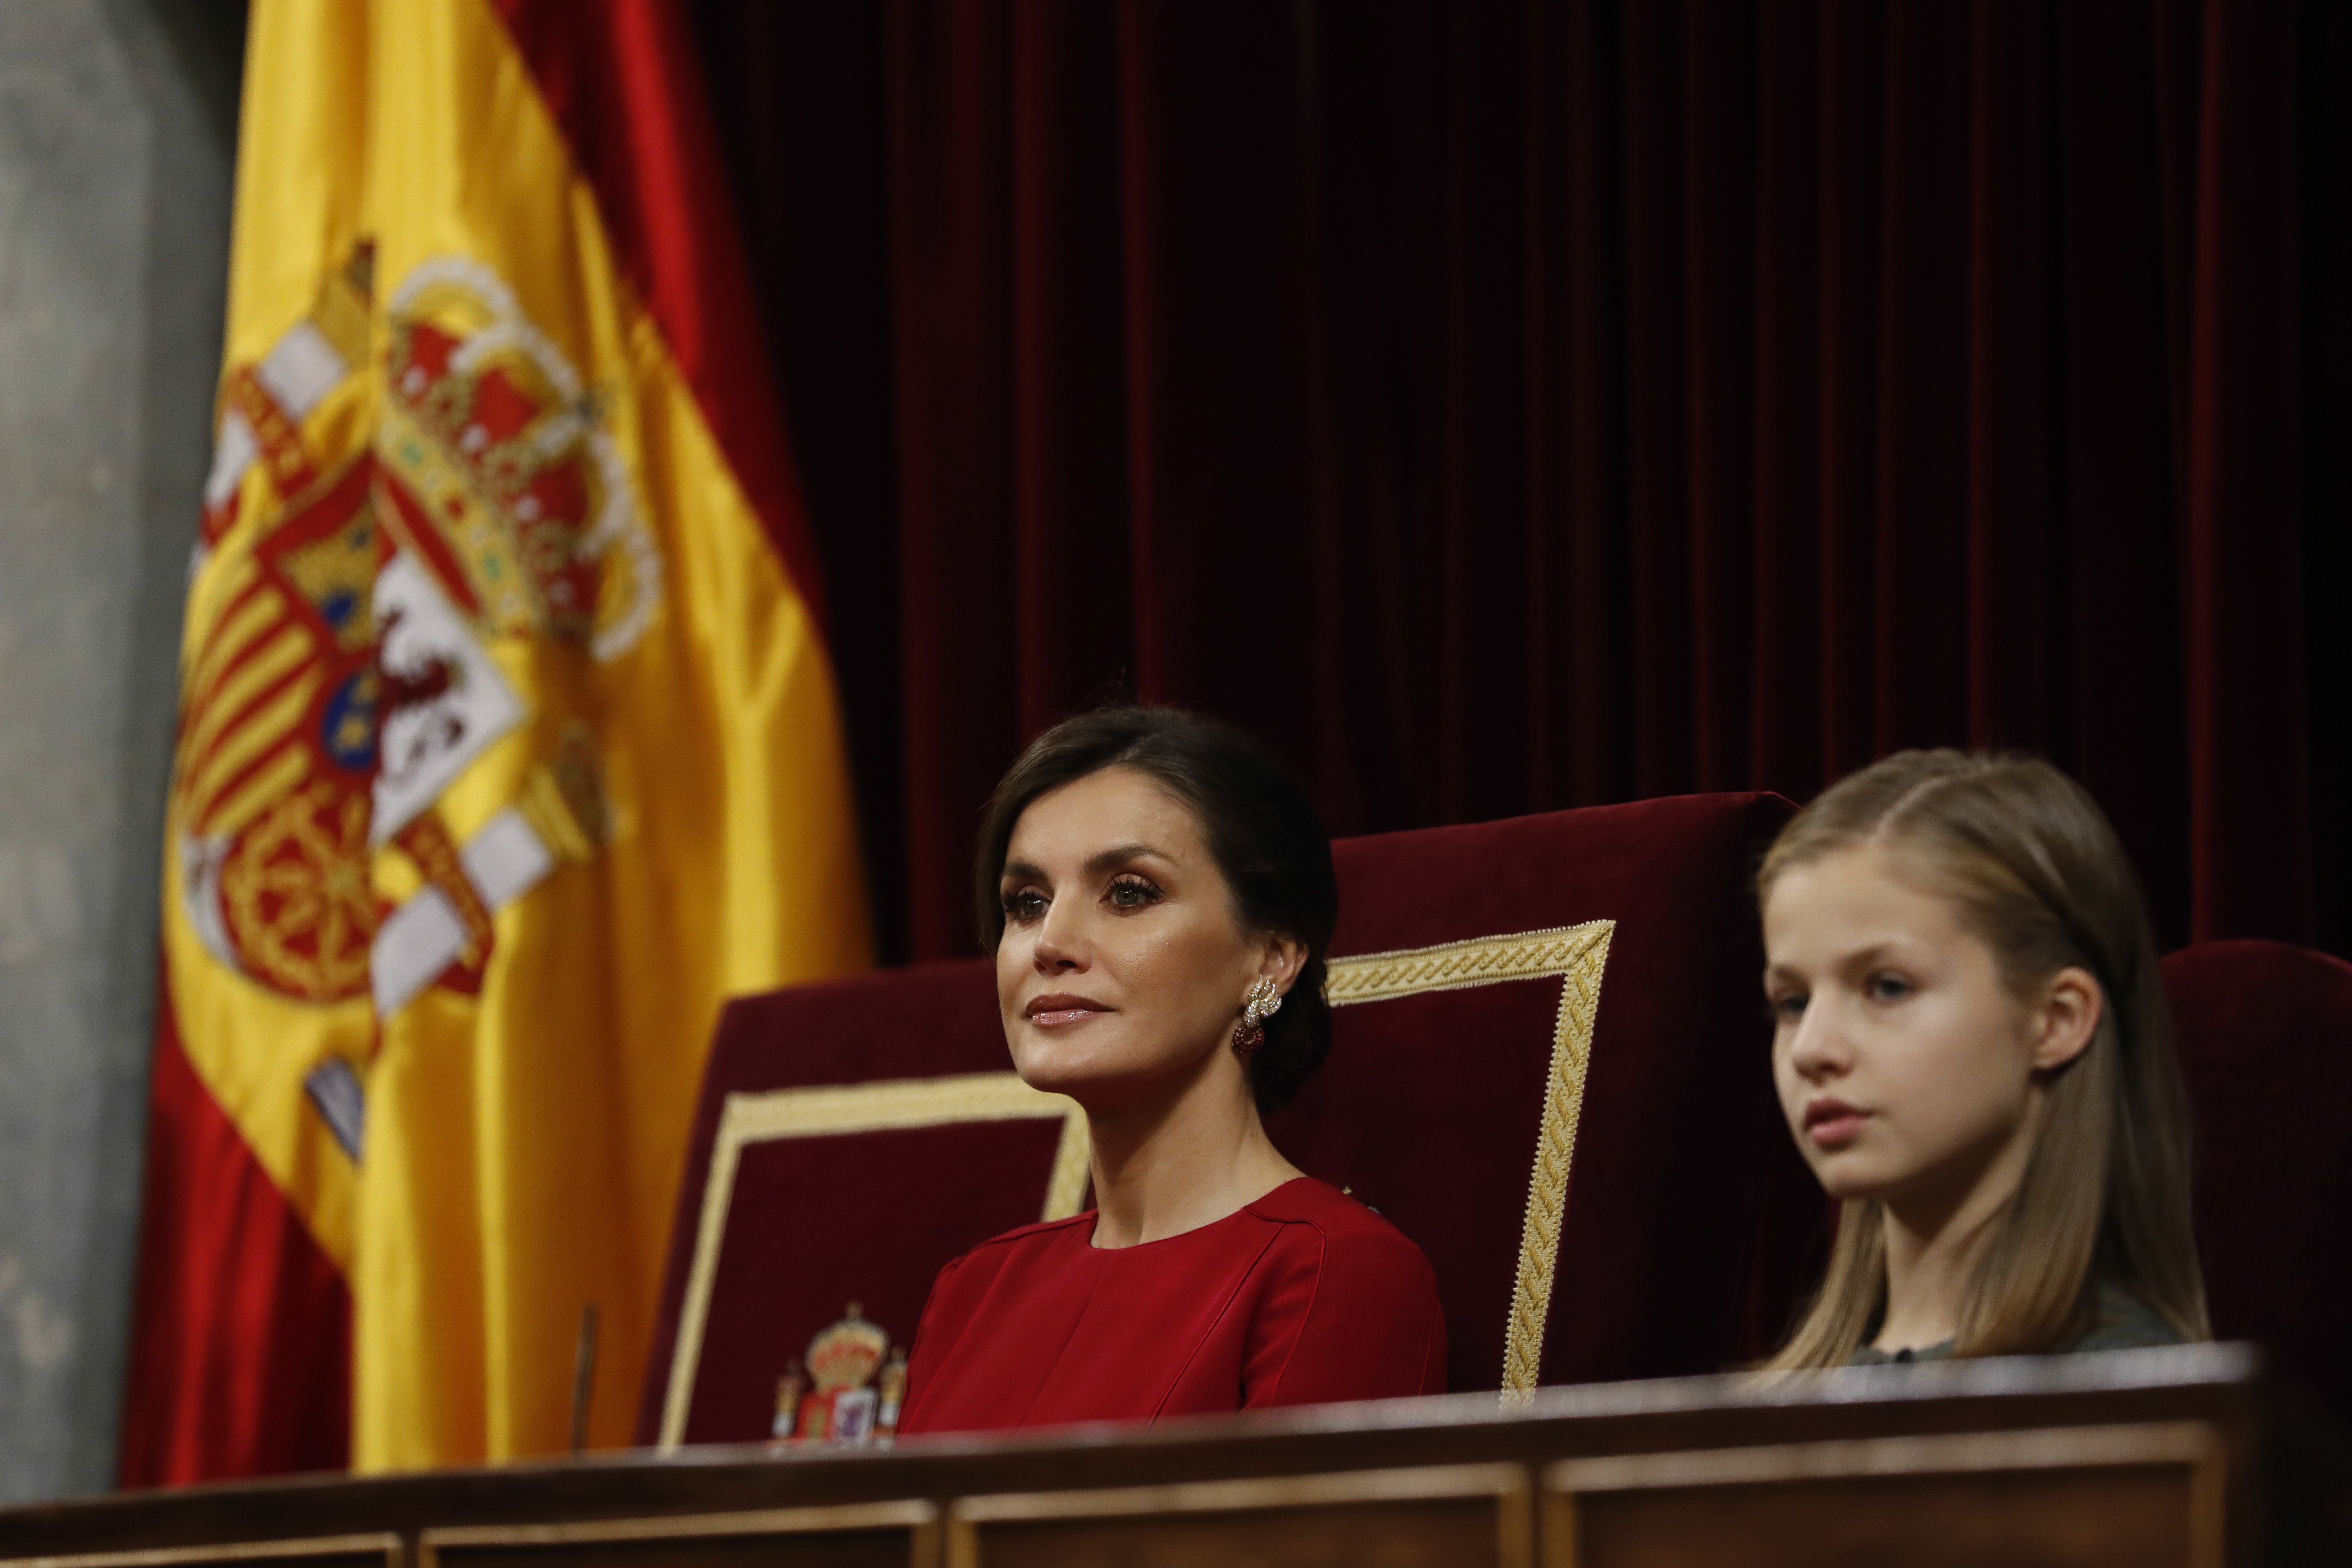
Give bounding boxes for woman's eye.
[1106,877,1163,911]
[1866,971,1914,1003]
[1769,992,1807,1023]
[1001,889,1048,924]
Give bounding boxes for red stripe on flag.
[118,981,350,1485]
[489,0,831,634]
[177,586,291,739]
[187,740,310,844]
[184,636,314,782]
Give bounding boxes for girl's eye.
[1769,992,1807,1024]
[1001,889,1048,925]
[1106,876,1163,911]
[1866,971,1914,1003]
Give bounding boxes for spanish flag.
[121,0,868,1476]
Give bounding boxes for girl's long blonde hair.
[1759,750,2210,1369]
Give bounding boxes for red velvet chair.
[636,792,1805,1448]
[2163,940,2352,1420]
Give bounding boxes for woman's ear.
[2029,965,2104,1072]
[1260,935,1309,993]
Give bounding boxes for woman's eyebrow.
[999,859,1046,884]
[1085,842,1171,874]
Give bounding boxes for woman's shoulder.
[1244,1176,1407,1232]
[1235,1179,1447,1404]
[1245,1179,1435,1271]
[928,1211,1094,1290]
[988,1209,1099,1244]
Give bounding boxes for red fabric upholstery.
[639,790,1801,1444]
[1281,791,1804,1391]
[634,961,1063,1446]
[2163,940,2352,1418]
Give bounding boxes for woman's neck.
[1873,1104,2045,1352]
[1082,1054,1302,1248]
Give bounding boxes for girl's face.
[1761,842,2097,1216]
[995,767,1298,1110]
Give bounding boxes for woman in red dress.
[895,707,1446,1436]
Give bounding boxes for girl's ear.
[2029,965,2103,1072]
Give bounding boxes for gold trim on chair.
[657,1072,1090,1451]
[1326,920,1615,1405]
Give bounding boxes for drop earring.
[1231,977,1283,1055]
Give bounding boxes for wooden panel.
[946,1464,1530,1568]
[1544,1423,2226,1568]
[3,1351,2313,1565]
[420,1504,934,1568]
[0,1534,401,1568]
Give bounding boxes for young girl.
[1758,750,2209,1366]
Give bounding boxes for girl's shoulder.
[2070,1282,2190,1353]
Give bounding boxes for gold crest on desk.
[773,1303,901,1447]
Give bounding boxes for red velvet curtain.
[691,0,2348,966]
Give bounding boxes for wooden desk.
[8,1346,2344,1567]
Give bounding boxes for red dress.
[896,1177,1447,1436]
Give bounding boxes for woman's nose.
[1032,897,1088,972]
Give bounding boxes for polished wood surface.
[1547,1423,2225,1568]
[0,1537,401,1568]
[946,1464,1530,1568]
[420,1505,931,1568]
[5,1346,2341,1567]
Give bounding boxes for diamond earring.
[1231,976,1283,1055]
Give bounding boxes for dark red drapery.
[691,0,2348,966]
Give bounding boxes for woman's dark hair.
[974,706,1338,1114]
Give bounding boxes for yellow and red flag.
[122,0,868,1476]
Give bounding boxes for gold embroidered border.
[656,1071,1090,1452]
[1326,920,1615,1406]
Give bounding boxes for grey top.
[1848,1282,2186,1366]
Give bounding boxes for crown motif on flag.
[380,257,661,662]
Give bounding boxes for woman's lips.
[1026,994,1111,1029]
[1804,1097,1869,1151]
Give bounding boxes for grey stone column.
[0,0,239,1504]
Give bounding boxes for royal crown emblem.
[773,1305,905,1447]
[377,257,659,659]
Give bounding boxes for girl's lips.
[1807,1111,1868,1150]
[1803,1097,1869,1150]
